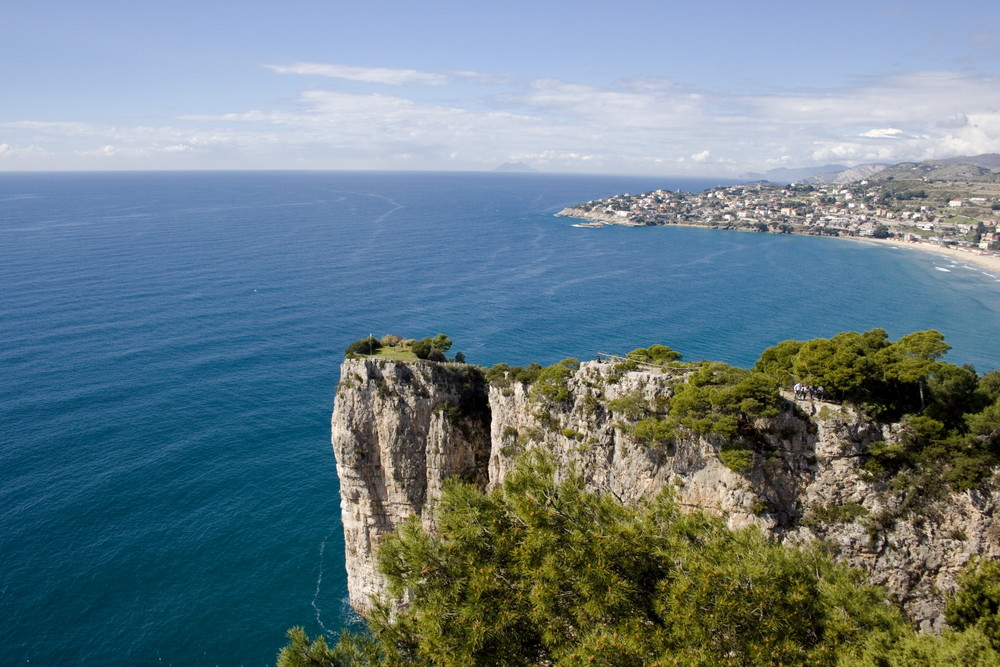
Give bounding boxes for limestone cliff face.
[486,361,810,530]
[331,359,491,614]
[331,358,999,629]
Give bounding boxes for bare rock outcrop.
[331,359,490,614]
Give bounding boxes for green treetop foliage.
[375,451,905,666]
[529,358,580,404]
[279,452,1000,666]
[926,362,984,428]
[411,334,453,362]
[485,362,543,388]
[756,328,1000,491]
[277,627,384,667]
[620,362,784,465]
[756,328,960,414]
[788,329,891,404]
[755,339,805,385]
[345,335,383,357]
[980,371,1000,404]
[946,558,1000,652]
[625,344,682,364]
[666,362,784,439]
[875,330,951,409]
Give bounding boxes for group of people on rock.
[793,383,825,401]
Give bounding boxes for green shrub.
[433,400,462,425]
[664,363,782,439]
[626,344,682,364]
[511,363,543,385]
[606,391,650,420]
[802,502,869,527]
[719,448,754,472]
[291,452,912,666]
[632,416,674,446]
[530,358,579,403]
[946,557,1000,650]
[412,334,452,361]
[345,335,382,357]
[486,362,543,388]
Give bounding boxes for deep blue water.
[3,171,1000,665]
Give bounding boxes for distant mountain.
[935,153,1000,170]
[805,163,889,184]
[869,154,1000,183]
[492,161,537,173]
[744,154,1000,185]
[741,163,891,185]
[740,164,849,183]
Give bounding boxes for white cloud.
[4,67,1000,174]
[265,63,449,86]
[0,142,51,159]
[859,128,903,138]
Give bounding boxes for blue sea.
[3,171,1000,665]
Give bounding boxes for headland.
[557,163,1000,277]
[332,332,1000,634]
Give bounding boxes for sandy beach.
[560,207,1000,277]
[852,237,1000,276]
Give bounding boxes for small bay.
[2,171,1000,665]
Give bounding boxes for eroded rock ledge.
[331,358,998,630]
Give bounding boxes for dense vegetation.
[312,331,1000,665]
[529,357,580,403]
[755,328,1000,491]
[344,334,460,363]
[482,331,1000,482]
[345,335,383,357]
[279,454,1000,666]
[627,361,784,468]
[626,345,682,364]
[946,558,1000,649]
[484,362,543,388]
[411,334,453,362]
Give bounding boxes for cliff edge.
[331,359,491,613]
[332,357,999,629]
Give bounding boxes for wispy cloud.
[4,66,1000,173]
[0,142,51,159]
[859,128,904,139]
[265,63,449,86]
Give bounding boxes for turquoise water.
[3,171,1000,665]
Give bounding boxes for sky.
[2,0,1000,175]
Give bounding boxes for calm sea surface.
[3,171,1000,665]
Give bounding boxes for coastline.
[557,208,1000,278]
[839,236,1000,276]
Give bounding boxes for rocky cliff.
[332,358,999,629]
[331,359,491,613]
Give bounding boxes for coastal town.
[557,178,1000,257]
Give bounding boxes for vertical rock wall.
[331,358,999,628]
[331,359,491,614]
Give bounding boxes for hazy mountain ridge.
[744,154,1000,185]
[871,155,1000,183]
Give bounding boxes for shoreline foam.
[560,208,1000,278]
[847,236,1000,277]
